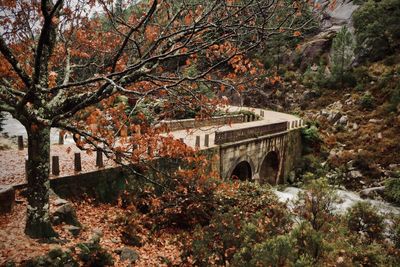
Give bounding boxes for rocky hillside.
[244,0,400,193]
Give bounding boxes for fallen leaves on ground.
[0,194,182,266]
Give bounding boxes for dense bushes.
[353,0,400,63]
[179,179,400,266]
[360,91,375,109]
[346,202,385,241]
[181,182,292,266]
[295,179,338,231]
[301,122,321,153]
[388,83,400,112]
[384,178,400,205]
[331,26,355,88]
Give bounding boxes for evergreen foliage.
[346,202,385,241]
[353,0,400,62]
[301,122,321,153]
[180,179,400,266]
[331,26,355,88]
[384,178,400,205]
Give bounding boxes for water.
[274,186,400,215]
[1,112,75,145]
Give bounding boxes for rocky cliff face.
[319,0,359,31]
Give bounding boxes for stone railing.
[214,121,288,145]
[287,119,304,130]
[158,114,246,132]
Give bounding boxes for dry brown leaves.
[0,194,183,266]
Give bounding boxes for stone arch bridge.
[168,106,303,185]
[0,106,303,190]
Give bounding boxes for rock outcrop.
[0,185,15,214]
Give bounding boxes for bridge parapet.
[288,119,304,130]
[158,114,246,132]
[214,121,288,145]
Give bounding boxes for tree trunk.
[25,124,57,238]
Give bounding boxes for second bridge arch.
[259,151,280,185]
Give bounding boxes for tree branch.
[111,0,158,72]
[0,36,32,87]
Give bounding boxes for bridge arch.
[259,151,280,185]
[228,156,255,181]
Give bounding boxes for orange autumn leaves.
[205,42,262,92]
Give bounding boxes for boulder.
[23,248,78,266]
[119,247,139,263]
[64,225,81,237]
[327,111,342,123]
[54,198,68,206]
[121,227,142,247]
[299,38,332,71]
[359,186,386,199]
[368,119,382,123]
[52,203,80,226]
[302,90,320,101]
[388,164,400,171]
[348,170,363,179]
[336,115,348,125]
[327,101,343,110]
[0,185,15,214]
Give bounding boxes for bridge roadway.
[170,106,302,149]
[0,106,303,186]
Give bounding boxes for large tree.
[0,0,314,238]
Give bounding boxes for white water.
[274,186,400,215]
[1,112,75,145]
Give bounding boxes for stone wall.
[215,121,287,145]
[12,127,301,202]
[281,129,303,183]
[158,114,245,131]
[49,166,130,203]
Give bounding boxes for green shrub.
[76,237,114,266]
[302,67,316,88]
[390,216,400,249]
[360,91,374,109]
[346,202,385,241]
[353,0,400,62]
[301,63,331,89]
[233,234,296,266]
[331,26,355,88]
[388,84,400,112]
[181,182,291,266]
[301,123,321,153]
[295,179,339,231]
[283,70,297,81]
[351,242,386,266]
[299,155,326,178]
[180,180,400,266]
[291,222,325,261]
[354,83,364,91]
[22,248,78,267]
[384,178,400,204]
